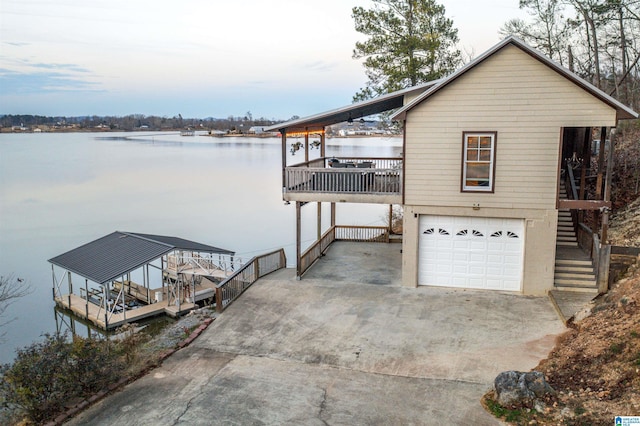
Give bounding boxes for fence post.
[597,244,611,294]
[215,286,223,313]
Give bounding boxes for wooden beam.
[281,132,287,192]
[557,199,611,210]
[304,130,309,163]
[317,202,322,240]
[296,202,302,279]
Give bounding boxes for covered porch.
[265,85,435,279]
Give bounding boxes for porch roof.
[48,231,234,285]
[264,80,442,134]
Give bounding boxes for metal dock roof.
[48,231,234,285]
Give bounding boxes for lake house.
[266,36,637,296]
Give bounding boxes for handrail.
[299,227,336,277]
[215,249,286,313]
[566,161,579,201]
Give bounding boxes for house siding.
[401,44,618,295]
[404,44,617,210]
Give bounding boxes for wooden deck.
[54,294,197,330]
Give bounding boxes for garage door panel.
[419,215,524,291]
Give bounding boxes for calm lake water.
[0,131,401,363]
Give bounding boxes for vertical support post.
[121,274,126,321]
[320,131,326,158]
[296,201,302,279]
[85,279,89,320]
[281,131,287,191]
[598,244,612,293]
[388,204,394,235]
[578,127,591,224]
[304,129,309,163]
[51,264,55,300]
[103,285,109,330]
[216,286,223,313]
[317,202,322,240]
[67,272,72,309]
[596,127,607,199]
[593,127,607,235]
[602,128,616,244]
[331,202,336,227]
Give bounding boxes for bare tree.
[0,275,31,339]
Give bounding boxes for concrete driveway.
[68,242,565,425]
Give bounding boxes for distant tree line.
[0,112,287,132]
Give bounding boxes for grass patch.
[482,393,533,424]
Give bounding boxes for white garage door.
[418,215,524,291]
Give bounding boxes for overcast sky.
[0,0,528,119]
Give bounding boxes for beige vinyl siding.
[404,44,617,209]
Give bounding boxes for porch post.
[304,128,309,163]
[602,128,616,243]
[317,202,322,240]
[578,127,591,223]
[596,127,607,199]
[388,204,393,235]
[331,202,336,227]
[281,131,287,191]
[594,127,608,235]
[296,201,302,279]
[320,131,326,158]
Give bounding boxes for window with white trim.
[462,132,496,192]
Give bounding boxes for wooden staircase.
[554,182,598,293]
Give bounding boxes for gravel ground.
[140,307,217,354]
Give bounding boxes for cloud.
[302,61,338,72]
[0,58,101,95]
[0,69,102,94]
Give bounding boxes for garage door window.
[462,132,496,192]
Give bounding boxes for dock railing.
[299,224,390,277]
[215,249,286,313]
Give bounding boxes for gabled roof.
[49,231,234,285]
[392,36,638,121]
[264,80,443,134]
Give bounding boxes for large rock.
[494,371,555,406]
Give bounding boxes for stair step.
[555,265,595,273]
[553,285,599,294]
[557,231,576,237]
[557,237,578,242]
[557,241,579,247]
[556,259,593,267]
[555,272,596,280]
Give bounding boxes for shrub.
[0,332,126,423]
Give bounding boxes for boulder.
[494,371,555,406]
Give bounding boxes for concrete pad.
[68,242,565,425]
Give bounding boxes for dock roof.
[49,231,234,285]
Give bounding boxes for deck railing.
[285,157,402,195]
[215,249,286,313]
[298,225,390,277]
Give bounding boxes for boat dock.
[49,231,237,330]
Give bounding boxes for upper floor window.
[462,132,496,192]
